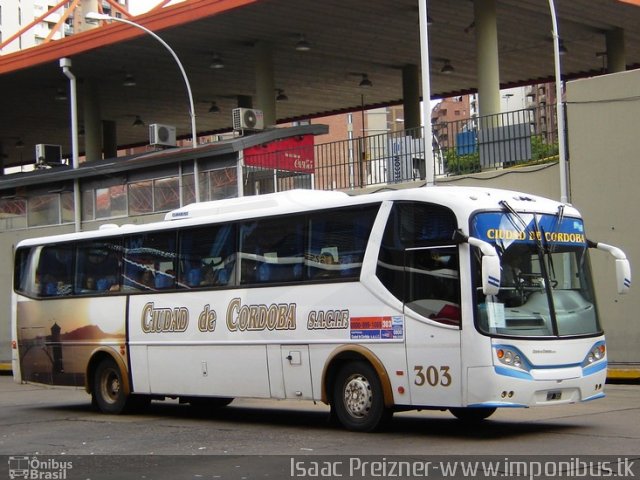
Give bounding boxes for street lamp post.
[418,0,435,187]
[85,12,201,202]
[60,57,82,232]
[548,0,568,204]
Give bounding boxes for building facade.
[0,0,129,54]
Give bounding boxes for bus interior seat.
[155,271,175,289]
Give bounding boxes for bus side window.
[75,241,121,294]
[124,232,177,291]
[179,224,236,288]
[239,216,304,285]
[376,202,461,325]
[38,246,74,296]
[307,206,378,280]
[14,247,33,296]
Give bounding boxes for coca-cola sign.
[244,135,315,173]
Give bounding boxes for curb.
[607,368,640,382]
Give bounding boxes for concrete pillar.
[254,41,276,127]
[402,64,421,136]
[102,120,117,160]
[474,0,501,118]
[83,79,102,162]
[606,28,626,73]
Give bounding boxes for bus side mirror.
[463,233,501,296]
[615,259,631,294]
[481,255,501,296]
[592,241,631,294]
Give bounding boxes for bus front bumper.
[465,364,607,408]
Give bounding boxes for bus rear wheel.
[449,407,496,422]
[331,361,389,432]
[93,357,128,414]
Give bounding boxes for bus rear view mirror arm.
[454,230,501,296]
[589,240,631,294]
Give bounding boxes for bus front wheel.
[449,407,496,422]
[331,361,389,432]
[93,357,128,414]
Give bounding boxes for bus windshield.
[471,210,600,338]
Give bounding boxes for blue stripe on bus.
[582,392,606,402]
[496,362,606,380]
[467,402,528,408]
[582,360,607,376]
[494,366,534,380]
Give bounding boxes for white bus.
[11,187,631,431]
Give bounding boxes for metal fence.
[242,105,560,193]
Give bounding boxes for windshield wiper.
[534,217,559,335]
[499,199,547,255]
[545,204,570,288]
[499,200,529,233]
[538,224,558,288]
[547,204,565,256]
[500,200,559,335]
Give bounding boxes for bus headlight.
[496,346,528,371]
[583,342,606,366]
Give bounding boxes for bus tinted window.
[377,202,461,324]
[124,231,177,291]
[38,245,75,296]
[14,247,35,296]
[236,205,379,285]
[239,215,305,285]
[75,241,122,294]
[14,204,382,295]
[179,224,236,288]
[307,205,378,280]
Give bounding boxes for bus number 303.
[413,365,452,387]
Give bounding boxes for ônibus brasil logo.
[8,456,73,479]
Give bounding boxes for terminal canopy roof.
[1,0,639,169]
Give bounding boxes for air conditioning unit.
[232,108,264,131]
[149,123,177,147]
[35,144,62,166]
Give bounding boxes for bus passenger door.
[281,346,313,400]
[403,246,463,407]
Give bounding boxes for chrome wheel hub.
[103,370,120,404]
[343,374,372,418]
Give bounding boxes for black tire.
[92,357,129,414]
[331,361,389,432]
[449,407,496,422]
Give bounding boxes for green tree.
[444,148,481,175]
[531,134,559,162]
